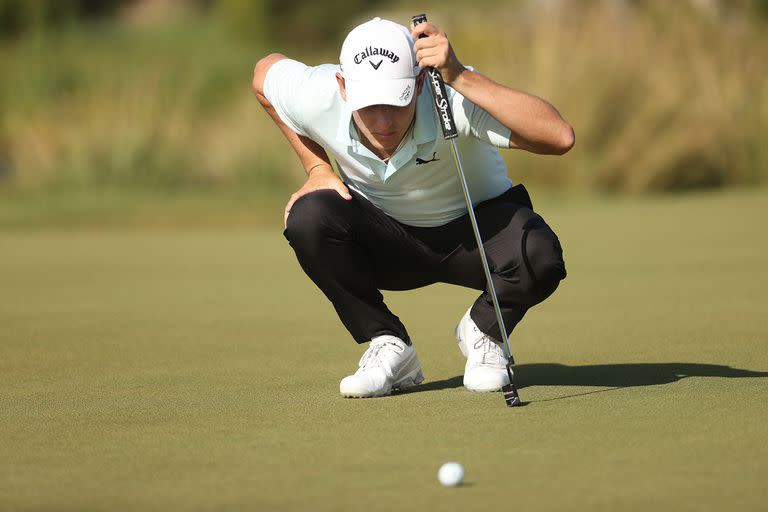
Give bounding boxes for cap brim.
[344,77,416,111]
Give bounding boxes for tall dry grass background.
[0,0,766,223]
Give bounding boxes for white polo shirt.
[264,59,513,227]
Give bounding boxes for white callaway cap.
[339,17,420,111]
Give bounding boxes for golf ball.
[438,462,464,487]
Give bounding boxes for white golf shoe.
[455,307,511,392]
[339,335,424,398]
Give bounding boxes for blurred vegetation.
[213,0,385,46]
[481,0,768,193]
[0,0,766,222]
[0,0,127,38]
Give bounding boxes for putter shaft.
[449,139,522,407]
[447,139,514,364]
[412,12,521,406]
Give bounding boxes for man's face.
[336,73,424,159]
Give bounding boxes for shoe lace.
[472,328,505,365]
[359,338,404,370]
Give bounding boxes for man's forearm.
[254,91,333,174]
[255,89,349,226]
[450,69,574,155]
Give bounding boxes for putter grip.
[411,14,458,140]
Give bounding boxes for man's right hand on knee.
[284,165,352,227]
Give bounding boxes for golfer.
[252,17,574,398]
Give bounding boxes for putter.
[412,14,522,407]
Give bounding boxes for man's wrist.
[307,163,333,177]
[446,65,471,89]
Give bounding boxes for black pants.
[284,184,566,344]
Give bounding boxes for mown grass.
[1,189,766,511]
[1,1,767,218]
[0,186,288,228]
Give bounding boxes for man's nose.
[373,106,394,127]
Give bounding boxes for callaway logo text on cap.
[353,47,400,66]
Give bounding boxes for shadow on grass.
[396,363,768,401]
[515,362,768,389]
[394,375,464,395]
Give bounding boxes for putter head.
[503,364,522,407]
[502,383,522,407]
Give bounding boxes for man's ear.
[416,70,426,95]
[336,72,347,101]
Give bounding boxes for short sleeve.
[467,101,512,148]
[263,59,312,137]
[449,66,512,148]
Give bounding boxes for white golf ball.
[438,462,464,487]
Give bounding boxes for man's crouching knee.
[284,190,354,253]
[519,217,567,301]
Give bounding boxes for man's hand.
[411,22,466,85]
[284,165,352,227]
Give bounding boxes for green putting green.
[1,189,767,511]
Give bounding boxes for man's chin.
[372,139,400,154]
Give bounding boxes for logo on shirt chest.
[416,152,440,165]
